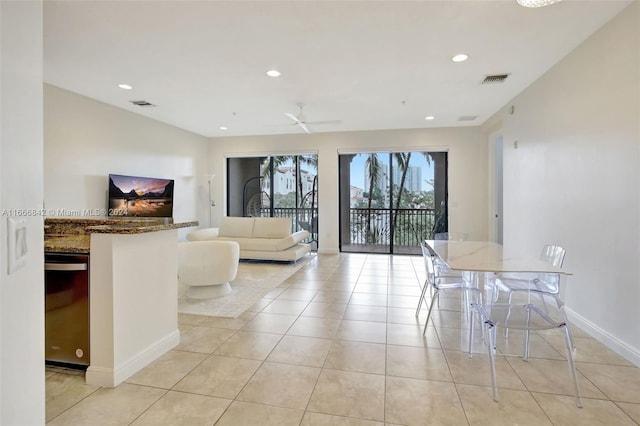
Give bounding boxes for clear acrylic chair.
[417,241,480,336]
[469,285,582,407]
[496,245,574,349]
[496,245,566,295]
[433,232,468,278]
[434,232,468,241]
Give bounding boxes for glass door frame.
[226,152,319,247]
[338,150,448,255]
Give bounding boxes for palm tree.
[296,154,318,208]
[392,152,435,244]
[392,152,411,231]
[364,153,383,243]
[264,155,317,209]
[259,155,318,233]
[253,156,293,216]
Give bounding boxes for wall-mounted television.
[108,174,174,217]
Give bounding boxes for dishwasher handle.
[45,262,88,271]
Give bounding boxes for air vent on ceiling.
[481,73,510,84]
[458,115,478,122]
[129,100,156,107]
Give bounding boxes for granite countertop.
[44,218,199,254]
[86,220,199,234]
[45,234,92,254]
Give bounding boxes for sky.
[111,174,172,195]
[349,152,434,191]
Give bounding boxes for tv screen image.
[108,174,174,217]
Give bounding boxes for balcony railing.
[346,207,436,247]
[257,207,317,241]
[255,207,436,251]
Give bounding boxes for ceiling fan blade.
[306,120,342,125]
[298,122,311,134]
[284,112,299,123]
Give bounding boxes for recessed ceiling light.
[118,83,133,90]
[517,0,562,7]
[219,126,228,130]
[451,54,469,63]
[266,69,281,77]
[425,116,435,121]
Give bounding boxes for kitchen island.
[45,217,198,387]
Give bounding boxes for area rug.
[178,256,312,318]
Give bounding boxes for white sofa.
[186,216,311,262]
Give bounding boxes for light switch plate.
[7,217,28,274]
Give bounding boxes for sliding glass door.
[339,153,391,253]
[339,151,447,255]
[227,154,318,248]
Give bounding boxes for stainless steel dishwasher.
[45,253,90,368]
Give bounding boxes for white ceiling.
[43,0,631,138]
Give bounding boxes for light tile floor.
[46,253,640,425]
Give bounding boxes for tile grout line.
[215,257,346,423]
[46,253,640,425]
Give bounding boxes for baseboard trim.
[317,248,340,255]
[86,329,180,387]
[566,308,640,367]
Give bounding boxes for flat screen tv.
[108,174,174,217]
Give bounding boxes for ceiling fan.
[284,104,341,134]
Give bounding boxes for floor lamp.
[206,174,215,228]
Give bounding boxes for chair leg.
[565,317,576,350]
[562,324,583,408]
[468,301,476,358]
[415,279,430,317]
[422,289,439,336]
[467,290,485,357]
[556,296,576,350]
[487,324,499,402]
[467,301,484,358]
[476,291,486,342]
[523,304,531,362]
[504,291,513,339]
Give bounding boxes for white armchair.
[178,240,240,299]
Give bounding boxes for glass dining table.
[424,239,573,350]
[425,240,572,276]
[424,238,574,353]
[425,239,582,407]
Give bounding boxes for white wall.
[0,1,45,424]
[44,85,209,238]
[88,230,180,387]
[487,3,639,364]
[207,126,488,253]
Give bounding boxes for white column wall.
[87,230,180,387]
[490,3,640,364]
[207,126,488,253]
[0,1,45,423]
